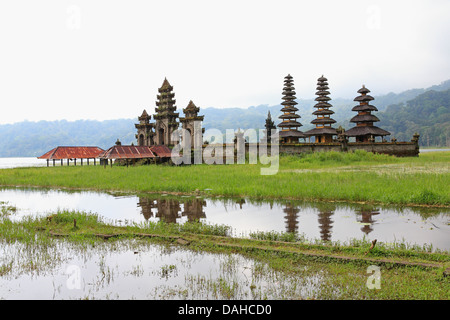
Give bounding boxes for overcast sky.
[0,0,449,124]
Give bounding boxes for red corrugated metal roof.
[99,145,156,159]
[38,146,105,160]
[150,145,172,158]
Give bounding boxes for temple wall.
[346,142,419,157]
[278,143,342,155]
[240,141,419,157]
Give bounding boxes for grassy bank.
[1,210,448,299]
[0,151,449,206]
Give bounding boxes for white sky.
[0,0,449,124]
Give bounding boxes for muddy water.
[1,187,449,250]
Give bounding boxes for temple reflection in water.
[136,196,380,240]
[355,205,380,235]
[316,203,336,242]
[138,197,206,223]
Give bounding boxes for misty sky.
[0,0,449,124]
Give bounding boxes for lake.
[0,157,46,169]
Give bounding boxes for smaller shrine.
[344,85,390,142]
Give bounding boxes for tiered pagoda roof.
[180,100,204,122]
[135,109,153,128]
[277,74,305,142]
[345,85,390,140]
[305,75,337,140]
[154,78,179,122]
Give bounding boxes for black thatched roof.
[279,113,300,119]
[281,100,298,105]
[282,89,296,94]
[354,95,374,102]
[314,102,332,108]
[357,85,371,94]
[278,121,303,127]
[351,104,378,112]
[279,130,306,138]
[280,106,299,113]
[311,118,337,125]
[350,114,380,123]
[315,96,331,102]
[344,126,390,137]
[304,127,338,136]
[313,109,335,115]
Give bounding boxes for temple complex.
[135,78,204,147]
[277,74,306,143]
[344,85,390,142]
[38,74,419,168]
[304,75,337,143]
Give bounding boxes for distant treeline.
[0,81,449,157]
[0,119,136,157]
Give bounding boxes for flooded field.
[1,187,449,251]
[0,187,449,300]
[0,239,325,300]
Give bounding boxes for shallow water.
[0,240,324,300]
[1,187,449,250]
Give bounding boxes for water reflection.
[316,203,335,242]
[355,206,380,235]
[1,187,449,250]
[138,197,207,223]
[283,203,300,234]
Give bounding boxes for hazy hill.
[0,119,136,157]
[0,79,449,157]
[378,89,450,147]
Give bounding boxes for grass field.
[0,150,449,206]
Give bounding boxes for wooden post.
[94,158,96,166]
[61,159,63,166]
[67,159,69,166]
[47,159,49,167]
[81,158,83,166]
[53,159,55,167]
[110,159,112,167]
[74,159,77,166]
[87,158,89,166]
